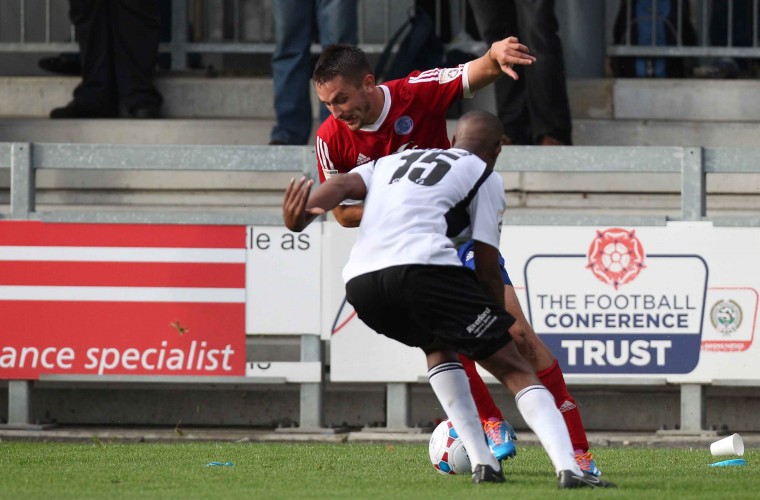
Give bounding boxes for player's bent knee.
[507,321,529,345]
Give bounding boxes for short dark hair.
[312,44,372,86]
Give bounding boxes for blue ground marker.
[708,459,747,467]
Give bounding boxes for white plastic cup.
[710,433,744,457]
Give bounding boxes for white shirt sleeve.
[468,173,506,249]
[338,161,375,206]
[462,61,473,98]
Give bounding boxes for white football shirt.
[342,147,506,282]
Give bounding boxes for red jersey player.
[315,65,466,183]
[311,42,601,476]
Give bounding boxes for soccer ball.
[428,419,471,475]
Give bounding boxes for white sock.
[515,385,583,476]
[428,362,499,471]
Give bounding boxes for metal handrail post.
[8,381,32,425]
[681,147,706,221]
[10,142,34,219]
[299,334,324,429]
[171,0,189,71]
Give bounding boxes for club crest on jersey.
[394,115,414,135]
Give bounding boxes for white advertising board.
[246,225,321,335]
[325,221,760,383]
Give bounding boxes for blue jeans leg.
[271,0,315,144]
[271,0,358,143]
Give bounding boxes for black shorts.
[345,264,515,360]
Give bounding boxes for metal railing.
[3,0,760,72]
[608,0,760,59]
[0,0,422,70]
[1,142,313,225]
[2,143,760,226]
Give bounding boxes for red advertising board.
[0,221,247,379]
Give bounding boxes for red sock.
[536,359,589,452]
[459,354,503,422]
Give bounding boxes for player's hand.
[282,177,324,232]
[490,36,536,80]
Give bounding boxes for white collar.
[360,85,390,132]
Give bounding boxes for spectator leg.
[111,0,164,114]
[315,0,358,122]
[270,0,316,145]
[69,0,118,113]
[469,0,531,144]
[514,0,572,145]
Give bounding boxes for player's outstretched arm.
[282,175,367,232]
[468,36,536,93]
[283,177,323,232]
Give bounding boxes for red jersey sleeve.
[315,118,356,183]
[403,62,472,112]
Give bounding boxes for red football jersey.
[315,64,473,182]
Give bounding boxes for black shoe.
[50,100,118,119]
[128,105,161,119]
[471,464,505,484]
[558,470,617,489]
[38,53,81,75]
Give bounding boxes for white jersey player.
[282,110,615,489]
[341,147,504,282]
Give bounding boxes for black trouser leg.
[69,0,118,113]
[110,0,163,112]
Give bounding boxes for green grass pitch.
[1,441,758,499]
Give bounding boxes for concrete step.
[3,116,760,148]
[1,76,759,148]
[568,78,760,122]
[0,76,276,119]
[2,76,760,122]
[0,118,275,144]
[610,78,760,122]
[572,119,760,147]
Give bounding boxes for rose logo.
[587,228,646,289]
